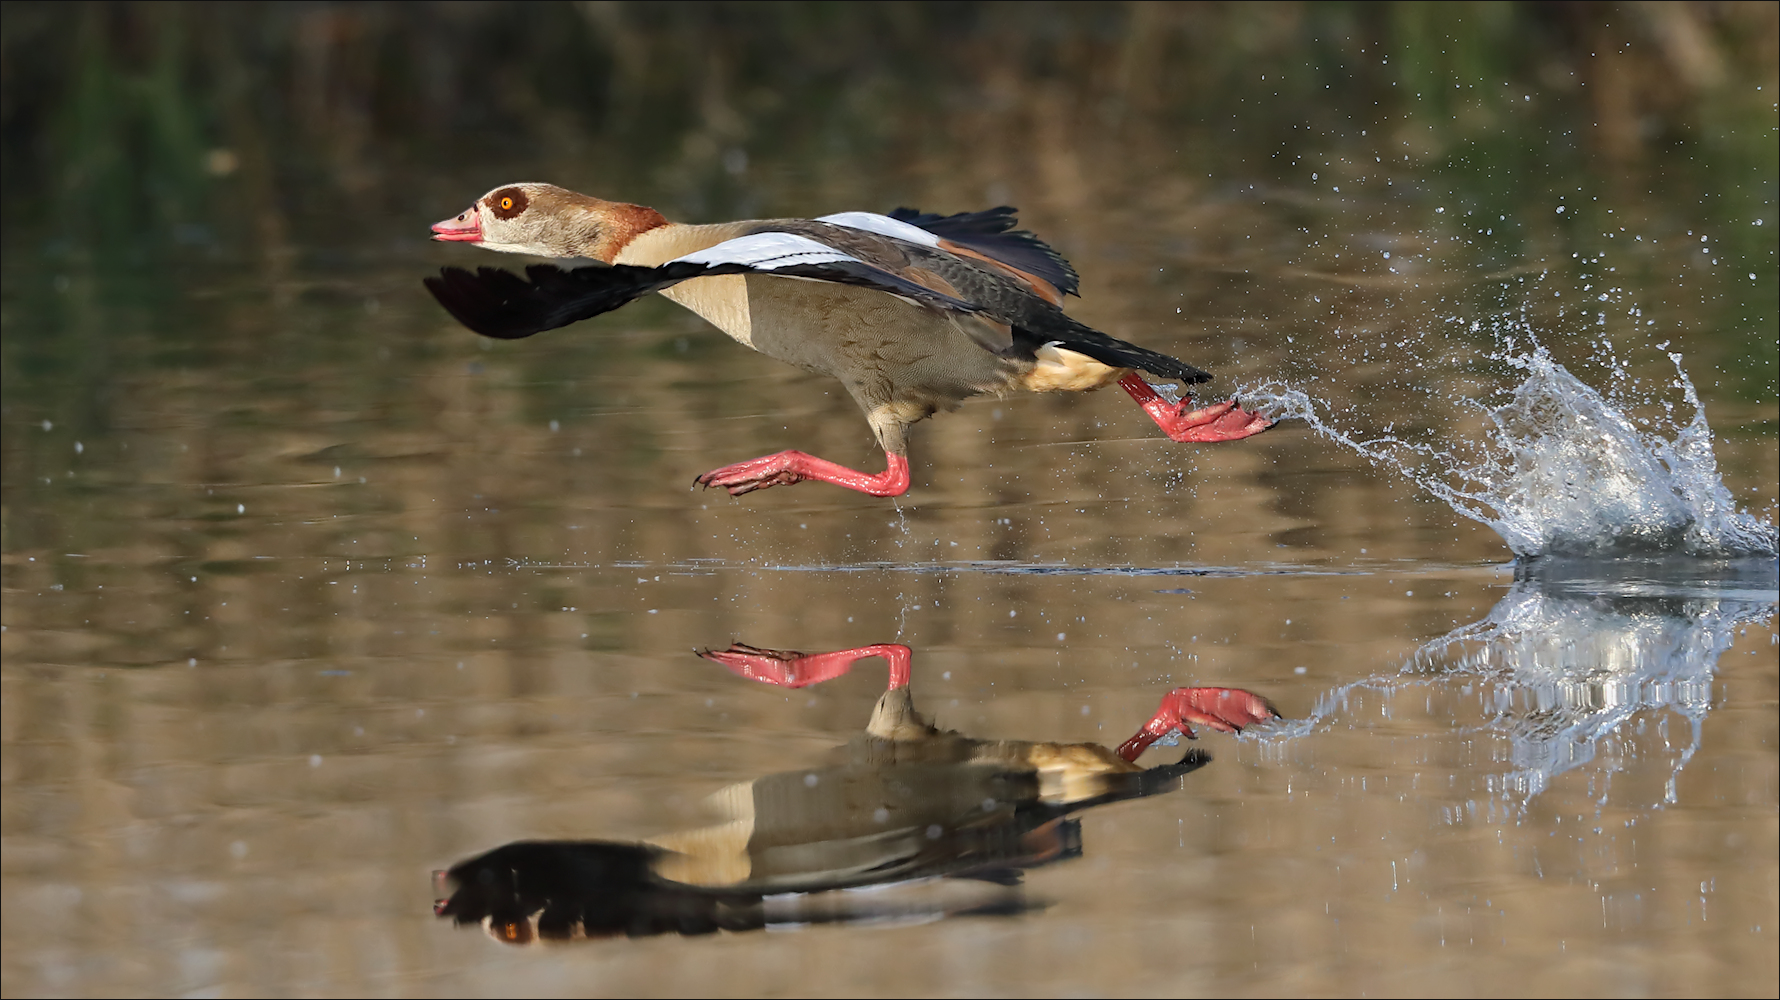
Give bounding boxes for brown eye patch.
[487,187,528,220]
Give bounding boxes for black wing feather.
[889,206,1081,297]
[423,262,716,340]
[424,259,980,341]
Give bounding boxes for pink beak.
[430,207,483,242]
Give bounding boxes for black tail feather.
[1016,317,1213,384]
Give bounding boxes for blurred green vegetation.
[3,1,1774,255]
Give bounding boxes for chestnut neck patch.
[488,187,529,220]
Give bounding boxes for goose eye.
[488,188,528,219]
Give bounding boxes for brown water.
[4,5,1778,997]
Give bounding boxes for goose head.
[430,182,667,262]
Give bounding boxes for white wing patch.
[672,232,858,270]
[815,212,943,248]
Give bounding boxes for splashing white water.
[1245,348,1777,558]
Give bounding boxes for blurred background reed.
[4,1,1774,261]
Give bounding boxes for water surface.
[3,5,1777,996]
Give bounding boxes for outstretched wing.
[427,214,1212,384]
[424,232,981,341]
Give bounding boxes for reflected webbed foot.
[1116,686,1281,761]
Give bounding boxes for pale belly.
[654,274,1123,448]
[662,274,1017,397]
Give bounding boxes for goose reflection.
[434,643,1278,942]
[1311,556,1776,812]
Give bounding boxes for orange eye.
[500,197,514,211]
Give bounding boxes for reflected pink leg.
[1114,686,1281,762]
[1118,373,1272,443]
[696,450,911,497]
[432,870,452,915]
[701,642,913,690]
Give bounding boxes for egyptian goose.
[426,183,1273,498]
[433,642,1278,941]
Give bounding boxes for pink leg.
[1115,686,1281,762]
[1118,373,1272,443]
[695,450,910,497]
[700,642,913,690]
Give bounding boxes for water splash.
[1245,348,1776,558]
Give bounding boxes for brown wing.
[935,239,1064,306]
[888,206,1080,299]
